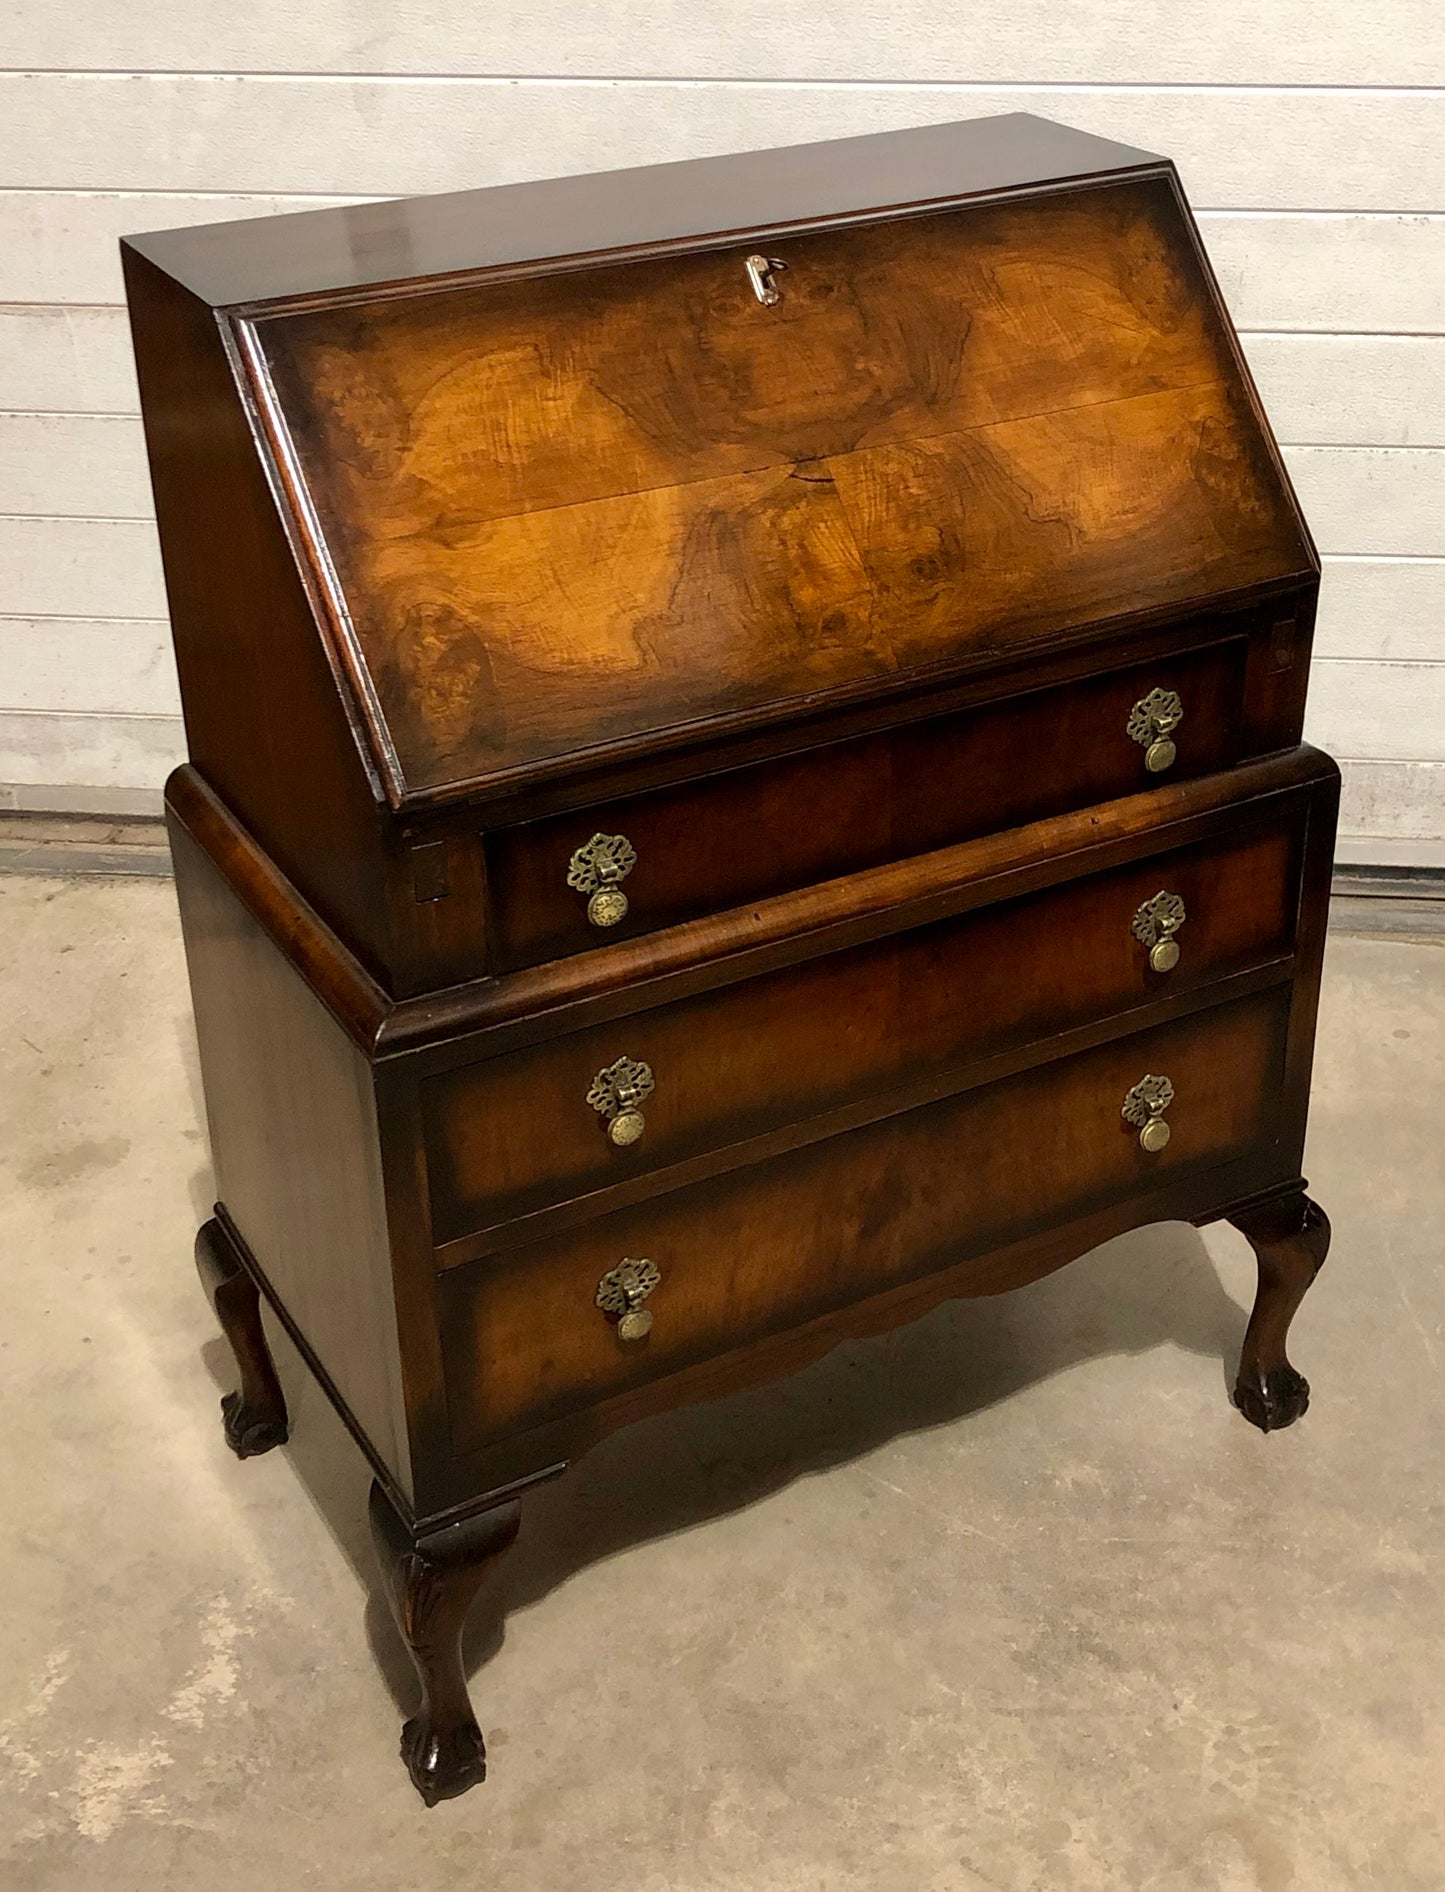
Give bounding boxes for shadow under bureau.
[124,112,1338,1804]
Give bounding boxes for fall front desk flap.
[231,153,1311,809]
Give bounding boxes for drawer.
[425,807,1303,1249]
[486,634,1250,971]
[438,988,1292,1449]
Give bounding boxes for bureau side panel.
[170,822,412,1499]
[122,247,410,989]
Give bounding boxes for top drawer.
[485,632,1251,970]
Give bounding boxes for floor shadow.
[196,1214,1256,1726]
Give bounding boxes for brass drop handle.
[596,1257,661,1342]
[1132,890,1187,973]
[1127,688,1184,773]
[587,1055,655,1147]
[744,253,788,306]
[567,831,637,928]
[1122,1073,1175,1153]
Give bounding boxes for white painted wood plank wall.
[0,6,1442,859]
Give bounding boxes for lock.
[744,254,788,306]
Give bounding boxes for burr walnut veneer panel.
[250,176,1308,798]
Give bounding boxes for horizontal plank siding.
[1314,560,1445,664]
[1337,761,1445,846]
[1,29,1441,852]
[1306,662,1445,763]
[1242,336,1445,447]
[0,516,167,617]
[1283,449,1445,558]
[0,618,178,715]
[0,191,361,303]
[0,708,185,790]
[2,79,1443,209]
[0,413,151,517]
[0,306,140,411]
[4,3,1441,83]
[1200,213,1445,335]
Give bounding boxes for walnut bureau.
[123,113,1338,1805]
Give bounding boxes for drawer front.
[425,809,1302,1247]
[486,635,1249,971]
[439,989,1292,1449]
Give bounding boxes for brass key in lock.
[1122,1073,1175,1152]
[1127,689,1184,773]
[744,254,788,306]
[596,1257,661,1342]
[587,1055,655,1147]
[1132,890,1187,973]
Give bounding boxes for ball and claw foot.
[1234,1362,1311,1434]
[400,1714,489,1808]
[1227,1191,1330,1435]
[368,1480,522,1806]
[220,1387,290,1459]
[195,1216,290,1459]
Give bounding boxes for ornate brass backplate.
[1127,688,1184,773]
[1131,889,1187,972]
[566,832,637,927]
[1121,1072,1175,1152]
[596,1257,661,1341]
[586,1055,655,1146]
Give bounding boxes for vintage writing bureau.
[124,113,1337,1804]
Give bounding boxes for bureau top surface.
[126,115,1313,811]
[127,115,1160,307]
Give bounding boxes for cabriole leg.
[368,1481,522,1806]
[194,1216,289,1457]
[1228,1190,1331,1432]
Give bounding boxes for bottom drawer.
[440,989,1292,1451]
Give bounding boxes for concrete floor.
[1,873,1443,1892]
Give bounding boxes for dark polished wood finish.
[441,991,1292,1449]
[1227,1190,1332,1431]
[252,175,1304,799]
[423,812,1303,1244]
[126,112,1314,998]
[483,624,1260,974]
[122,114,1163,308]
[194,1215,289,1459]
[368,1482,521,1806]
[132,114,1336,1800]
